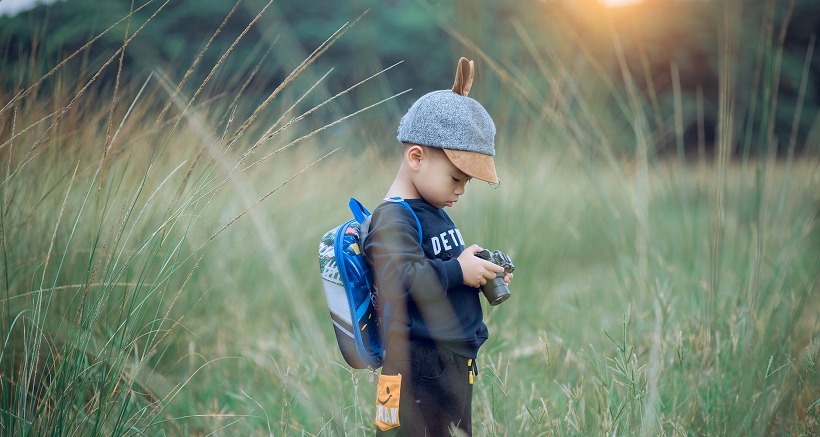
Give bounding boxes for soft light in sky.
[599,0,644,7]
[0,0,59,16]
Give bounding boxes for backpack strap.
[349,197,422,244]
[349,198,371,223]
[384,197,423,244]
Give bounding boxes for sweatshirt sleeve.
[364,204,464,303]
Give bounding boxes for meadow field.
[1,1,819,436]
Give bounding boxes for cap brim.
[443,149,498,184]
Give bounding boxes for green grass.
[1,2,819,436]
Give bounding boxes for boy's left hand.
[502,271,513,286]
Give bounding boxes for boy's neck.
[385,173,420,201]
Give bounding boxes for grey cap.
[397,90,496,157]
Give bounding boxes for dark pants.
[376,342,474,436]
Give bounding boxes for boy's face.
[413,147,471,209]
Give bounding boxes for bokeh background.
[1,0,818,435]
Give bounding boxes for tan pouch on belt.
[375,373,402,431]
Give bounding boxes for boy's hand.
[502,271,513,286]
[458,245,504,288]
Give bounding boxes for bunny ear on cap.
[452,57,474,96]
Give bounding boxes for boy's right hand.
[458,244,504,288]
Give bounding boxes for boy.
[363,57,512,436]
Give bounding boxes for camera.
[474,249,515,306]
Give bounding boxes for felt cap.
[396,58,498,184]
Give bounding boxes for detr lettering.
[431,228,464,255]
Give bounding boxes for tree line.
[1,0,817,156]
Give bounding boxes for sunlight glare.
[599,0,644,7]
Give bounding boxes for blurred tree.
[1,0,816,155]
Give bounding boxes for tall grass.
[2,1,819,436]
[0,3,406,434]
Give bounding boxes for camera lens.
[482,276,511,306]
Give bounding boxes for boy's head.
[397,57,498,185]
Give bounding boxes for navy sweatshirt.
[363,198,488,358]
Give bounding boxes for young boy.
[363,57,512,436]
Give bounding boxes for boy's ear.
[404,144,425,170]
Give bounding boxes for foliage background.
[2,0,819,154]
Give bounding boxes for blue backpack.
[318,197,421,369]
